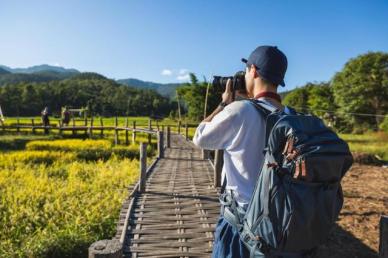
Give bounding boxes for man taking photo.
[193,45,287,258]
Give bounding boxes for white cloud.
[161,69,173,76]
[177,74,190,81]
[179,69,188,75]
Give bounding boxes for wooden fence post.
[148,118,152,130]
[100,117,104,137]
[158,131,164,158]
[214,150,223,188]
[380,215,388,257]
[178,121,181,134]
[31,119,36,134]
[16,118,20,133]
[72,116,76,135]
[185,123,188,140]
[125,117,129,145]
[88,117,94,138]
[156,120,159,131]
[139,143,147,193]
[84,117,88,136]
[167,126,171,148]
[201,149,209,160]
[132,121,136,144]
[58,121,62,136]
[148,133,152,146]
[114,116,119,145]
[162,125,165,148]
[88,239,122,258]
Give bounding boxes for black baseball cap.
[242,45,287,87]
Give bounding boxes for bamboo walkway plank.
[123,134,220,258]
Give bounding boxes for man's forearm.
[202,105,224,122]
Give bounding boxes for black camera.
[212,71,247,100]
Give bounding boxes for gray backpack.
[222,99,353,257]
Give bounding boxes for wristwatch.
[219,102,228,109]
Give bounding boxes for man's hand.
[202,79,234,123]
[221,79,233,104]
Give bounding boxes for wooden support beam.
[88,117,94,138]
[185,123,188,140]
[132,121,136,144]
[100,117,104,137]
[16,118,20,133]
[84,117,88,136]
[214,150,223,188]
[125,117,129,145]
[114,116,118,145]
[158,131,164,158]
[58,121,62,136]
[201,149,209,160]
[31,119,36,134]
[380,215,388,258]
[167,126,171,148]
[72,116,76,135]
[139,143,147,193]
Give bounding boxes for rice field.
[0,135,156,257]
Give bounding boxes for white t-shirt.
[193,98,277,206]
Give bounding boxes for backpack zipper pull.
[294,157,302,179]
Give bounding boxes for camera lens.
[212,76,232,92]
[212,71,246,94]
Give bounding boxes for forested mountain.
[0,71,79,85]
[0,67,11,75]
[117,78,181,98]
[0,64,79,74]
[0,64,80,85]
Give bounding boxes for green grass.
[340,132,388,161]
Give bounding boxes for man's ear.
[250,64,259,78]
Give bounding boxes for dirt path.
[317,164,387,257]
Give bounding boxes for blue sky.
[0,0,387,91]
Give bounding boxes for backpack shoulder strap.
[247,99,278,118]
[247,99,282,150]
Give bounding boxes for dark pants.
[212,215,250,258]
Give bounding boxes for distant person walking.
[0,105,4,126]
[62,106,70,126]
[41,107,50,134]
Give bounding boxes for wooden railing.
[0,117,193,145]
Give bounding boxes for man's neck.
[252,85,283,109]
[252,85,277,98]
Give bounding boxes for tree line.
[0,72,178,118]
[177,52,388,133]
